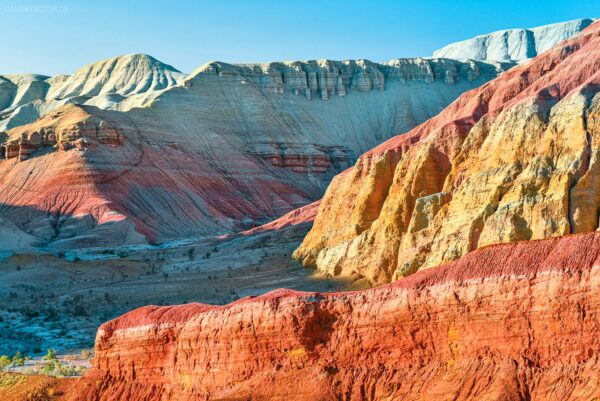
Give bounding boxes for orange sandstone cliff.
[294,20,600,285]
[70,231,600,401]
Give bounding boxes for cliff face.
[294,20,600,285]
[70,231,600,401]
[0,58,509,250]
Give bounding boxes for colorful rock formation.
[69,231,600,401]
[240,200,320,236]
[0,55,510,250]
[295,19,600,285]
[30,19,600,401]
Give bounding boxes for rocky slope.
[294,19,600,285]
[0,57,510,249]
[0,54,185,131]
[69,231,600,401]
[433,18,594,61]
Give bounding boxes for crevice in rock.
[568,97,594,234]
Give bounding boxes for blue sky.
[1,0,598,75]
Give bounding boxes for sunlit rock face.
[433,18,595,61]
[294,21,600,285]
[69,232,600,401]
[0,55,509,250]
[0,54,185,131]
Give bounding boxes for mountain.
[65,21,600,401]
[294,19,600,285]
[71,231,600,401]
[0,54,185,131]
[0,57,510,250]
[433,18,594,61]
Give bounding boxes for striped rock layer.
[0,57,508,250]
[294,20,600,285]
[71,232,600,401]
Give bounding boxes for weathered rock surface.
[0,54,185,131]
[295,20,600,285]
[434,18,595,61]
[240,200,320,236]
[0,56,510,250]
[68,231,600,401]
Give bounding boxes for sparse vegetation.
[0,373,23,387]
[44,349,57,361]
[38,358,86,377]
[187,248,195,260]
[11,352,25,367]
[0,355,11,370]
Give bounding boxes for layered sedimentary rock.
[0,54,185,131]
[0,56,509,250]
[70,232,600,401]
[240,200,320,236]
[295,20,600,285]
[433,18,594,61]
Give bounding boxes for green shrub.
[44,349,57,361]
[187,248,195,260]
[0,355,11,369]
[11,352,24,366]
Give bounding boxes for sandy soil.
[0,223,351,356]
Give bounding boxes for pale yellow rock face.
[294,24,600,285]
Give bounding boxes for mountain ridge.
[433,18,595,61]
[0,57,509,251]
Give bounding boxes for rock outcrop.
[433,18,594,62]
[70,231,600,401]
[0,56,510,250]
[295,20,600,285]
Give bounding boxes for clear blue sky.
[1,0,598,75]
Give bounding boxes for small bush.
[187,248,195,261]
[0,355,11,369]
[11,352,25,367]
[44,349,57,361]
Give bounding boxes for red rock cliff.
[71,231,600,401]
